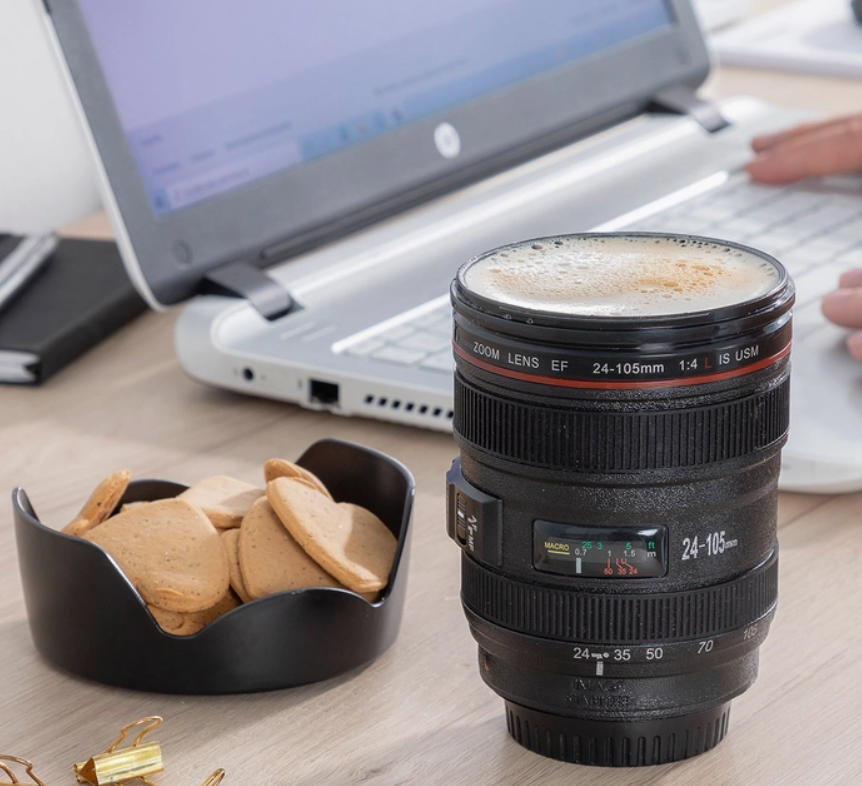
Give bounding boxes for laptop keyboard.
[628,172,862,339]
[341,297,454,372]
[341,171,862,371]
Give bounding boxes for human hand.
[747,114,862,184]
[748,115,862,357]
[822,269,862,361]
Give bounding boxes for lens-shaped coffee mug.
[446,232,794,767]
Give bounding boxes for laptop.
[39,0,862,494]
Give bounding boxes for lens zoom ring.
[453,374,789,471]
[461,552,778,644]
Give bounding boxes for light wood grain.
[3,3,862,783]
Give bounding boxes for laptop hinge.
[650,85,730,134]
[203,261,295,320]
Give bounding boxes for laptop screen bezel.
[43,0,711,308]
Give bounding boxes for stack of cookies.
[61,459,398,636]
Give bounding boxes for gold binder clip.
[198,771,225,786]
[0,755,47,786]
[74,716,165,786]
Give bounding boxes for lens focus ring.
[453,372,789,472]
[462,550,778,644]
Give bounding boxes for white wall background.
[0,0,102,233]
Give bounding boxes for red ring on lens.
[452,342,791,390]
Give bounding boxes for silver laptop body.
[40,0,862,493]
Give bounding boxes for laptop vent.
[363,394,453,422]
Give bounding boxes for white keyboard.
[628,173,862,340]
[344,172,862,368]
[341,296,454,372]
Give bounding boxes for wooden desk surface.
[4,4,862,783]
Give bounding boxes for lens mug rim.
[452,231,795,342]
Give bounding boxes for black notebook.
[0,238,147,384]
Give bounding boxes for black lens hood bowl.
[12,438,414,694]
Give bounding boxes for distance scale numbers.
[533,521,667,578]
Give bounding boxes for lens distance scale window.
[534,521,667,578]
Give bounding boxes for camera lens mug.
[446,233,794,767]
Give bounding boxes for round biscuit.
[82,498,230,612]
[265,477,397,593]
[63,469,132,536]
[148,591,241,636]
[239,496,342,599]
[146,604,189,634]
[178,475,264,529]
[263,458,333,500]
[221,527,252,603]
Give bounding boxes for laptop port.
[310,379,340,406]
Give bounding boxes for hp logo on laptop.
[434,122,461,159]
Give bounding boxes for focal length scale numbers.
[681,530,739,561]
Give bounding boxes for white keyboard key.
[816,174,862,192]
[792,299,829,341]
[769,191,826,217]
[717,182,782,209]
[769,218,824,241]
[798,237,858,259]
[742,205,792,228]
[683,202,742,222]
[745,232,800,257]
[630,217,680,232]
[804,200,862,231]
[830,217,862,243]
[779,239,857,278]
[833,247,862,272]
[792,261,857,307]
[719,217,771,239]
[779,249,821,277]
[671,216,719,235]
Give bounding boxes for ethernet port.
[310,379,340,406]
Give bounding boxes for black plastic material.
[454,372,791,471]
[505,700,732,766]
[203,260,295,320]
[12,439,414,694]
[462,550,778,643]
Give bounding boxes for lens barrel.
[446,233,794,767]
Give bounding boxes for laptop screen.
[77,0,673,218]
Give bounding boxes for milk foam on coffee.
[463,235,779,317]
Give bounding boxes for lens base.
[504,700,732,766]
